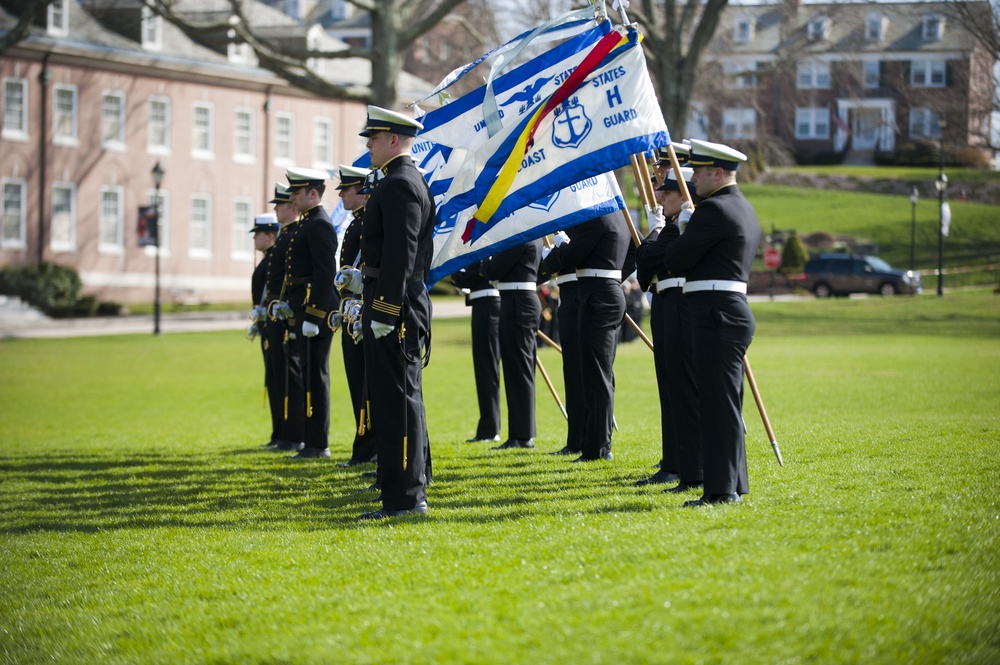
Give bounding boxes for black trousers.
[651,288,702,481]
[264,321,304,444]
[498,290,541,440]
[261,334,280,443]
[558,281,585,452]
[342,325,377,462]
[362,281,430,511]
[688,292,754,495]
[470,295,501,439]
[293,328,332,452]
[576,278,625,458]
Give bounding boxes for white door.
[852,109,881,150]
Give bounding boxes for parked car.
[803,253,922,297]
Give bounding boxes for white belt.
[555,273,578,285]
[656,277,685,291]
[495,281,536,291]
[468,288,500,300]
[576,268,622,280]
[683,280,747,294]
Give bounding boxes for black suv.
[803,253,922,298]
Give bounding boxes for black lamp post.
[909,186,918,272]
[151,161,164,334]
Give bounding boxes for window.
[1,178,26,249]
[722,108,756,140]
[922,14,944,41]
[313,117,333,168]
[141,7,162,50]
[864,13,886,42]
[51,183,76,252]
[145,189,169,255]
[329,0,347,21]
[234,108,255,162]
[723,61,759,89]
[228,36,252,64]
[275,113,295,163]
[101,91,126,149]
[797,62,831,89]
[911,60,946,87]
[288,0,301,20]
[53,84,78,145]
[863,61,880,89]
[47,0,68,35]
[910,108,941,139]
[232,197,254,260]
[99,186,124,253]
[192,103,214,159]
[3,78,28,139]
[190,194,212,257]
[148,97,170,153]
[807,16,828,41]
[795,107,830,139]
[733,18,754,44]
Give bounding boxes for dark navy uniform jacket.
[539,210,629,279]
[481,239,542,283]
[285,205,339,332]
[265,223,296,306]
[339,207,365,296]
[252,248,270,306]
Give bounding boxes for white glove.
[552,231,570,247]
[328,311,343,332]
[648,205,666,233]
[370,320,395,339]
[250,306,267,323]
[335,267,364,293]
[269,301,293,321]
[302,321,320,337]
[677,202,694,234]
[542,245,553,260]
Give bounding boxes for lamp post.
[151,162,164,334]
[909,186,918,272]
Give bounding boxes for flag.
[434,26,668,243]
[427,172,625,286]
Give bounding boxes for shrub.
[779,232,810,275]
[96,301,125,316]
[878,140,991,168]
[0,262,82,314]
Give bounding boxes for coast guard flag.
[433,26,667,244]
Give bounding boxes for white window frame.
[807,16,828,41]
[189,193,213,259]
[797,61,831,90]
[231,197,255,261]
[313,117,333,169]
[192,102,214,160]
[148,96,170,155]
[911,60,946,88]
[733,17,754,44]
[233,107,255,163]
[2,77,28,140]
[863,61,880,89]
[141,7,163,51]
[143,189,170,257]
[47,0,68,36]
[98,185,125,255]
[795,107,830,140]
[909,108,942,139]
[274,112,295,164]
[101,90,126,151]
[865,13,885,42]
[723,61,759,89]
[922,14,944,41]
[50,182,77,253]
[228,36,252,65]
[53,83,78,146]
[722,107,756,140]
[1,178,27,250]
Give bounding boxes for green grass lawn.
[1,292,999,664]
[770,164,1000,185]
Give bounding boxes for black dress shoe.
[549,446,581,455]
[359,501,429,520]
[338,457,374,467]
[278,441,304,452]
[466,435,501,443]
[572,451,613,462]
[360,482,381,493]
[683,493,742,507]
[635,470,681,486]
[664,481,703,494]
[289,447,331,459]
[492,438,534,450]
[261,439,280,449]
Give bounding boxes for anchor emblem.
[552,98,592,149]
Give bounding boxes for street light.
[909,186,918,272]
[151,161,164,334]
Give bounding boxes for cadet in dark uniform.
[250,214,281,448]
[657,139,761,506]
[481,240,543,450]
[450,261,502,444]
[541,210,629,461]
[634,166,703,490]
[333,164,378,467]
[263,183,305,453]
[348,106,433,519]
[284,167,339,459]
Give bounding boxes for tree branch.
[0,0,47,55]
